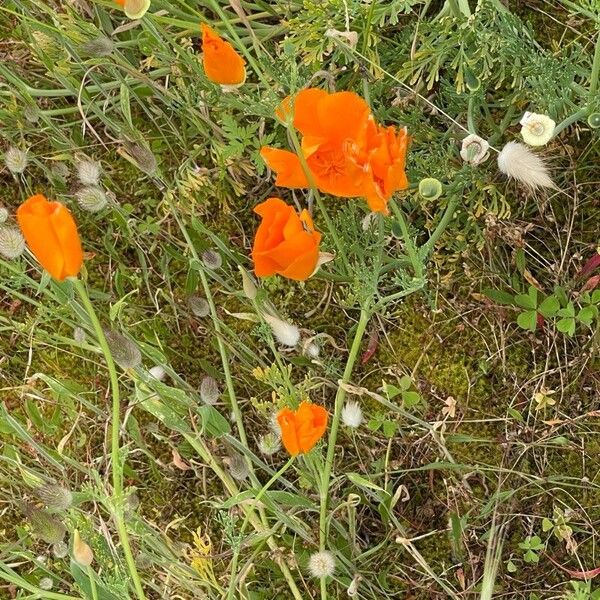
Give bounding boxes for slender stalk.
[589,30,600,101]
[421,194,459,257]
[87,566,99,600]
[319,308,371,600]
[72,279,147,600]
[552,107,590,138]
[226,458,295,600]
[389,200,423,278]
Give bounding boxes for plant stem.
[589,29,600,101]
[87,566,99,600]
[286,124,352,274]
[389,200,423,278]
[318,308,370,600]
[73,279,147,600]
[552,107,590,138]
[421,194,459,257]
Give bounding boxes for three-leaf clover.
[518,535,545,563]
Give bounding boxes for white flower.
[263,314,300,347]
[341,401,363,429]
[308,550,336,579]
[258,432,281,456]
[497,142,554,190]
[460,134,490,165]
[149,365,166,381]
[520,112,555,147]
[4,147,28,174]
[76,160,101,185]
[76,186,108,212]
[0,226,25,259]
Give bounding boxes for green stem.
[319,308,371,600]
[552,107,590,138]
[589,29,600,101]
[286,124,352,274]
[446,0,463,19]
[421,194,460,257]
[87,566,99,600]
[226,458,295,600]
[389,200,423,278]
[73,279,147,600]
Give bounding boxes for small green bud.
[588,113,600,129]
[418,178,443,201]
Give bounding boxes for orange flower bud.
[200,23,246,86]
[251,198,321,281]
[17,194,83,281]
[277,401,328,456]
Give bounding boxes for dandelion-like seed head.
[460,134,490,165]
[497,141,554,190]
[188,295,210,317]
[269,412,282,437]
[341,401,363,429]
[39,577,53,591]
[308,550,336,579]
[520,112,555,147]
[202,249,222,270]
[23,105,40,124]
[52,541,68,558]
[0,226,25,260]
[76,186,108,213]
[305,342,320,359]
[4,147,28,174]
[258,432,281,455]
[149,365,166,381]
[263,314,300,347]
[200,376,220,405]
[77,160,102,186]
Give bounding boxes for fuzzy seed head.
[497,141,554,190]
[460,134,490,165]
[52,541,68,558]
[76,186,108,212]
[104,330,142,370]
[200,376,220,405]
[341,401,363,429]
[73,530,94,567]
[149,365,166,381]
[35,483,73,511]
[263,314,300,347]
[520,112,555,147]
[4,147,28,174]
[0,226,25,259]
[123,142,157,175]
[82,36,115,57]
[305,342,320,359]
[308,550,335,579]
[188,295,210,317]
[225,454,249,481]
[0,207,8,223]
[258,432,281,455]
[73,327,86,344]
[77,160,102,186]
[25,506,66,544]
[202,249,222,270]
[23,105,40,124]
[39,577,53,591]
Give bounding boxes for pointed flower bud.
[120,142,157,175]
[239,266,257,300]
[0,226,26,259]
[73,530,94,567]
[224,454,249,481]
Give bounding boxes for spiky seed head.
[148,365,166,381]
[225,454,249,481]
[341,401,363,429]
[305,342,320,359]
[0,207,8,223]
[269,412,282,437]
[25,505,66,544]
[520,112,555,147]
[123,142,157,175]
[76,160,102,186]
[104,330,142,370]
[82,36,114,57]
[202,249,222,270]
[263,314,300,347]
[308,550,335,579]
[497,142,554,190]
[23,105,40,124]
[4,147,28,174]
[73,327,86,344]
[51,162,70,181]
[258,432,281,455]
[52,541,68,558]
[76,186,108,213]
[0,226,25,259]
[418,178,443,201]
[460,134,490,165]
[200,376,219,405]
[73,530,94,567]
[35,483,73,511]
[188,295,210,317]
[39,577,53,591]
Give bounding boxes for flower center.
[310,147,347,180]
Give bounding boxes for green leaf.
[398,375,412,391]
[515,248,526,274]
[383,382,402,399]
[553,285,569,307]
[197,405,231,438]
[517,310,538,331]
[347,472,388,495]
[70,562,121,600]
[483,288,515,305]
[507,560,517,573]
[541,518,553,532]
[577,304,598,326]
[537,296,560,318]
[514,293,537,310]
[507,407,524,423]
[402,390,421,408]
[592,289,600,304]
[556,317,576,336]
[557,302,575,318]
[382,420,398,438]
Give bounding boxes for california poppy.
[261,88,410,214]
[200,23,246,86]
[252,197,321,281]
[17,194,83,281]
[277,401,328,456]
[113,0,151,19]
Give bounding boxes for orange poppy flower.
[277,401,328,456]
[17,194,83,281]
[251,198,321,281]
[200,23,246,86]
[261,88,410,214]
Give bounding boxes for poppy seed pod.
[588,113,600,129]
[418,178,443,201]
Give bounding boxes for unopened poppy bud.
[308,550,335,579]
[82,36,114,57]
[418,178,443,201]
[239,266,257,300]
[73,530,94,567]
[263,314,300,347]
[202,249,222,270]
[520,112,555,146]
[200,376,220,405]
[4,147,28,174]
[188,294,210,317]
[460,134,490,165]
[588,113,600,129]
[104,330,142,370]
[76,187,108,213]
[0,226,26,259]
[35,483,73,511]
[0,207,8,223]
[76,160,102,186]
